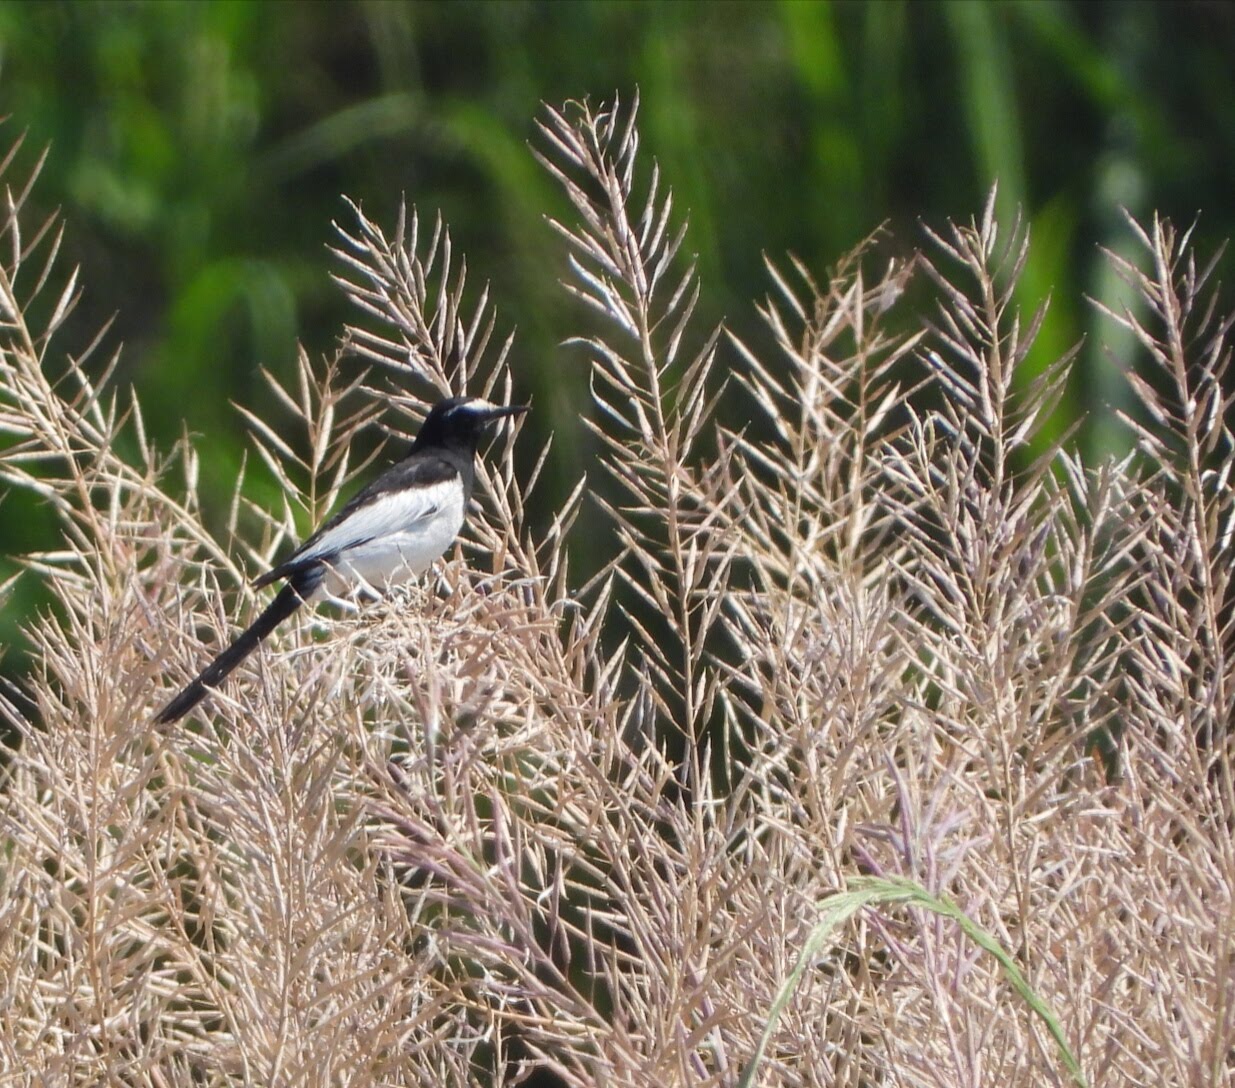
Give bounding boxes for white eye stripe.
[449,399,498,417]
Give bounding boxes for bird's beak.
[484,404,529,423]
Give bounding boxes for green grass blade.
[738,875,1087,1088]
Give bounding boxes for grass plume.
[0,98,1232,1087]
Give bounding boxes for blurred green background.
[0,0,1233,671]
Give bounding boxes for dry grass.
[0,97,1232,1087]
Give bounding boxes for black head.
[410,395,528,455]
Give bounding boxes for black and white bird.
[155,395,527,724]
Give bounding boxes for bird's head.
[410,395,529,454]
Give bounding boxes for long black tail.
[155,582,307,724]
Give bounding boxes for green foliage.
[0,0,1230,469]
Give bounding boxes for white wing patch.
[300,478,466,598]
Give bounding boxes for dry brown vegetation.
[1,97,1232,1087]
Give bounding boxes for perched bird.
[155,395,527,724]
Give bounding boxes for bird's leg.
[326,593,362,614]
[321,583,381,613]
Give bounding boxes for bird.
[155,395,528,724]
